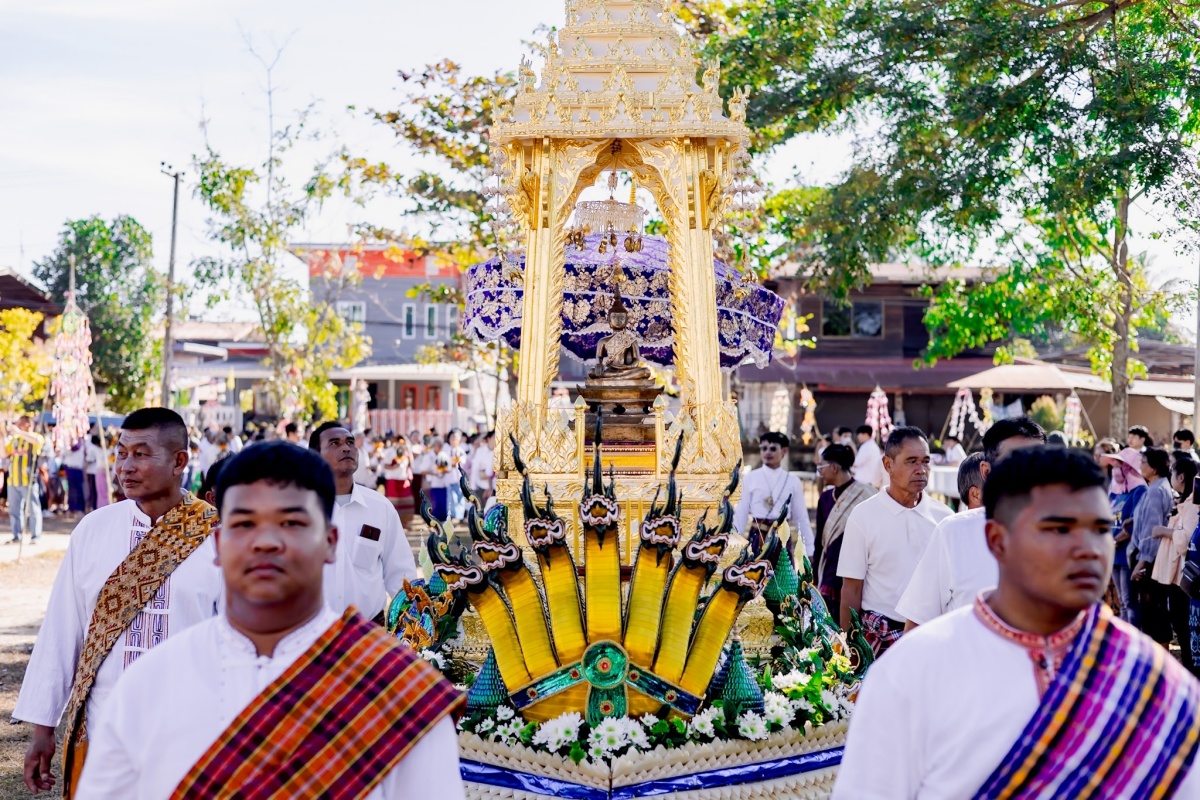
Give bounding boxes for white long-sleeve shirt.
[833,600,1200,799]
[733,465,815,557]
[12,501,222,733]
[76,607,465,800]
[852,438,885,488]
[327,484,419,619]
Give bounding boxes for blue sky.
[1,0,1193,326]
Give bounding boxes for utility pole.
[161,163,182,408]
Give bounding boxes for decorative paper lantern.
[865,386,894,441]
[947,387,988,440]
[799,386,817,445]
[1063,393,1083,445]
[49,295,94,452]
[768,385,791,435]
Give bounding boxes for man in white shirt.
[836,426,952,655]
[221,426,243,454]
[896,417,1046,628]
[942,434,968,465]
[851,425,886,488]
[834,446,1200,799]
[733,432,815,558]
[310,422,417,623]
[76,442,465,800]
[470,430,496,505]
[15,408,222,797]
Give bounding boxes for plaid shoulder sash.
[61,493,217,797]
[172,608,464,800]
[974,602,1200,800]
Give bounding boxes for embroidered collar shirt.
[832,598,1200,799]
[12,501,222,733]
[732,465,815,557]
[75,608,466,800]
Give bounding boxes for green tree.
[347,59,519,418]
[691,0,1200,436]
[34,216,163,413]
[193,47,372,424]
[0,309,51,415]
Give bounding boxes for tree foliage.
[0,309,51,415]
[691,0,1200,434]
[193,48,371,424]
[33,216,163,413]
[349,59,519,412]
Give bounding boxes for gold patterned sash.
[60,493,217,798]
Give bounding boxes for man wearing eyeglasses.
[733,432,814,559]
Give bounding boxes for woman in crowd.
[1152,453,1199,673]
[384,439,416,527]
[1101,447,1148,625]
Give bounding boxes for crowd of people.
[8,404,1200,797]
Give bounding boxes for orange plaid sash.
[172,608,463,800]
[61,494,217,798]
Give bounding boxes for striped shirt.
[5,431,44,488]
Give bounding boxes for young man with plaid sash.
[15,408,222,798]
[76,441,465,800]
[834,446,1200,799]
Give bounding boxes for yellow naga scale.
[427,427,783,725]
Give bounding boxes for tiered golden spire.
[492,0,750,142]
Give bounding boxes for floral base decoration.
[456,644,855,799]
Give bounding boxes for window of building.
[425,305,438,338]
[403,304,416,338]
[821,301,883,338]
[447,305,459,334]
[336,301,366,325]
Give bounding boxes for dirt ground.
[1,548,66,798]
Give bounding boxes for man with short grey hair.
[837,426,953,654]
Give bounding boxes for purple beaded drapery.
[462,235,784,371]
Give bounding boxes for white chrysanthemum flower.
[737,711,769,741]
[496,705,514,721]
[689,709,717,738]
[820,689,837,710]
[764,692,793,726]
[771,669,811,692]
[589,744,608,763]
[794,696,815,713]
[477,718,495,733]
[627,724,650,750]
[557,712,584,740]
[640,713,660,729]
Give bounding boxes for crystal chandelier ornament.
[566,141,646,255]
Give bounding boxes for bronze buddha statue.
[588,281,652,383]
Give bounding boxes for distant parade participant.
[733,431,814,558]
[75,442,465,799]
[813,443,876,626]
[834,446,1200,799]
[896,418,1045,628]
[837,426,952,654]
[852,424,886,489]
[5,415,45,544]
[310,422,417,624]
[15,408,221,798]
